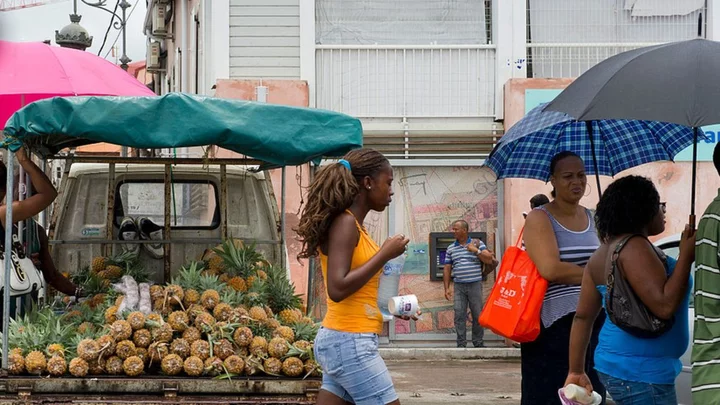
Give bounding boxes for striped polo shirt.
[538,206,599,327]
[444,238,486,284]
[692,190,720,403]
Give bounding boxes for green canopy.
[2,93,363,166]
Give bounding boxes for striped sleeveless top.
[538,206,599,328]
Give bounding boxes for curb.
[379,347,521,361]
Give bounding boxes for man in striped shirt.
[693,143,720,403]
[443,220,498,348]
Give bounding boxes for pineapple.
[105,356,124,375]
[150,285,165,301]
[207,255,225,273]
[91,256,107,273]
[219,274,230,283]
[183,289,201,307]
[8,352,25,375]
[299,316,315,326]
[69,357,89,377]
[204,356,224,376]
[273,326,295,343]
[264,306,275,319]
[183,356,204,376]
[249,306,268,322]
[249,336,268,357]
[213,239,263,279]
[77,322,94,335]
[123,356,144,376]
[256,269,268,281]
[232,307,251,325]
[279,308,301,325]
[152,298,172,317]
[233,327,253,347]
[304,359,321,377]
[10,348,23,357]
[213,302,233,322]
[294,340,311,351]
[227,276,247,292]
[161,354,183,376]
[190,340,211,361]
[77,339,100,361]
[148,342,169,364]
[264,265,303,318]
[115,340,137,360]
[89,358,106,375]
[293,320,320,343]
[147,312,164,324]
[268,337,289,359]
[200,289,220,311]
[133,329,152,349]
[136,347,148,365]
[244,355,262,376]
[151,324,174,344]
[213,339,235,360]
[223,355,245,375]
[104,264,123,280]
[246,275,258,289]
[282,357,304,377]
[194,312,216,332]
[25,351,47,375]
[97,335,117,357]
[165,284,185,306]
[170,338,191,359]
[47,343,66,358]
[47,355,67,377]
[265,317,281,330]
[187,304,208,323]
[237,347,250,357]
[263,357,282,376]
[110,320,133,341]
[168,311,189,332]
[182,327,202,344]
[126,312,146,330]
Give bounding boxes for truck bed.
[0,375,321,404]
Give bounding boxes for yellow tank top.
[319,211,383,334]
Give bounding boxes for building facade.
[142,0,716,345]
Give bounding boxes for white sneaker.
[138,217,164,259]
[118,217,140,257]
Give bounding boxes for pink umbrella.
[0,40,155,127]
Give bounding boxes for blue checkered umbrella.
[485,103,704,183]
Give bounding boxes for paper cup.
[388,294,419,317]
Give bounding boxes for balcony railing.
[315,45,496,118]
[526,42,659,78]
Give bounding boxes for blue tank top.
[594,256,691,384]
[538,206,600,327]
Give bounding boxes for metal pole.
[2,154,15,367]
[691,126,699,230]
[39,159,47,230]
[585,121,603,199]
[306,164,317,316]
[119,0,131,71]
[280,166,286,269]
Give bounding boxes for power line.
[96,0,120,57]
[103,0,139,60]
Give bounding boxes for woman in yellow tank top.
[296,148,415,405]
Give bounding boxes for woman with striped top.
[522,151,606,405]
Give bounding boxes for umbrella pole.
[586,121,603,199]
[691,126,698,230]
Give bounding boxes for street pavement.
[388,359,522,405]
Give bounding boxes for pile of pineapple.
[3,239,320,380]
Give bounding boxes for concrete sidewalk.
[380,347,521,361]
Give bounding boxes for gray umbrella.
[544,38,720,228]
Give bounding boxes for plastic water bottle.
[377,254,406,322]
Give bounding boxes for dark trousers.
[454,280,484,347]
[521,312,607,405]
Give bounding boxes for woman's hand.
[394,309,422,321]
[679,224,696,263]
[563,372,593,398]
[380,234,409,260]
[15,147,29,163]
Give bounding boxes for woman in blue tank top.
[564,175,695,405]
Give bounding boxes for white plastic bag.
[138,283,152,314]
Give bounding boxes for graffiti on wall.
[309,166,499,338]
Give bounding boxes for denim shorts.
[313,327,398,405]
[598,371,677,405]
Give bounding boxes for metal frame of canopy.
[0,149,291,369]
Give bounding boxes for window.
[115,181,219,229]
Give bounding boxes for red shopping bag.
[479,228,547,342]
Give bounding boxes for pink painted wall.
[502,79,716,252]
[213,79,311,304]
